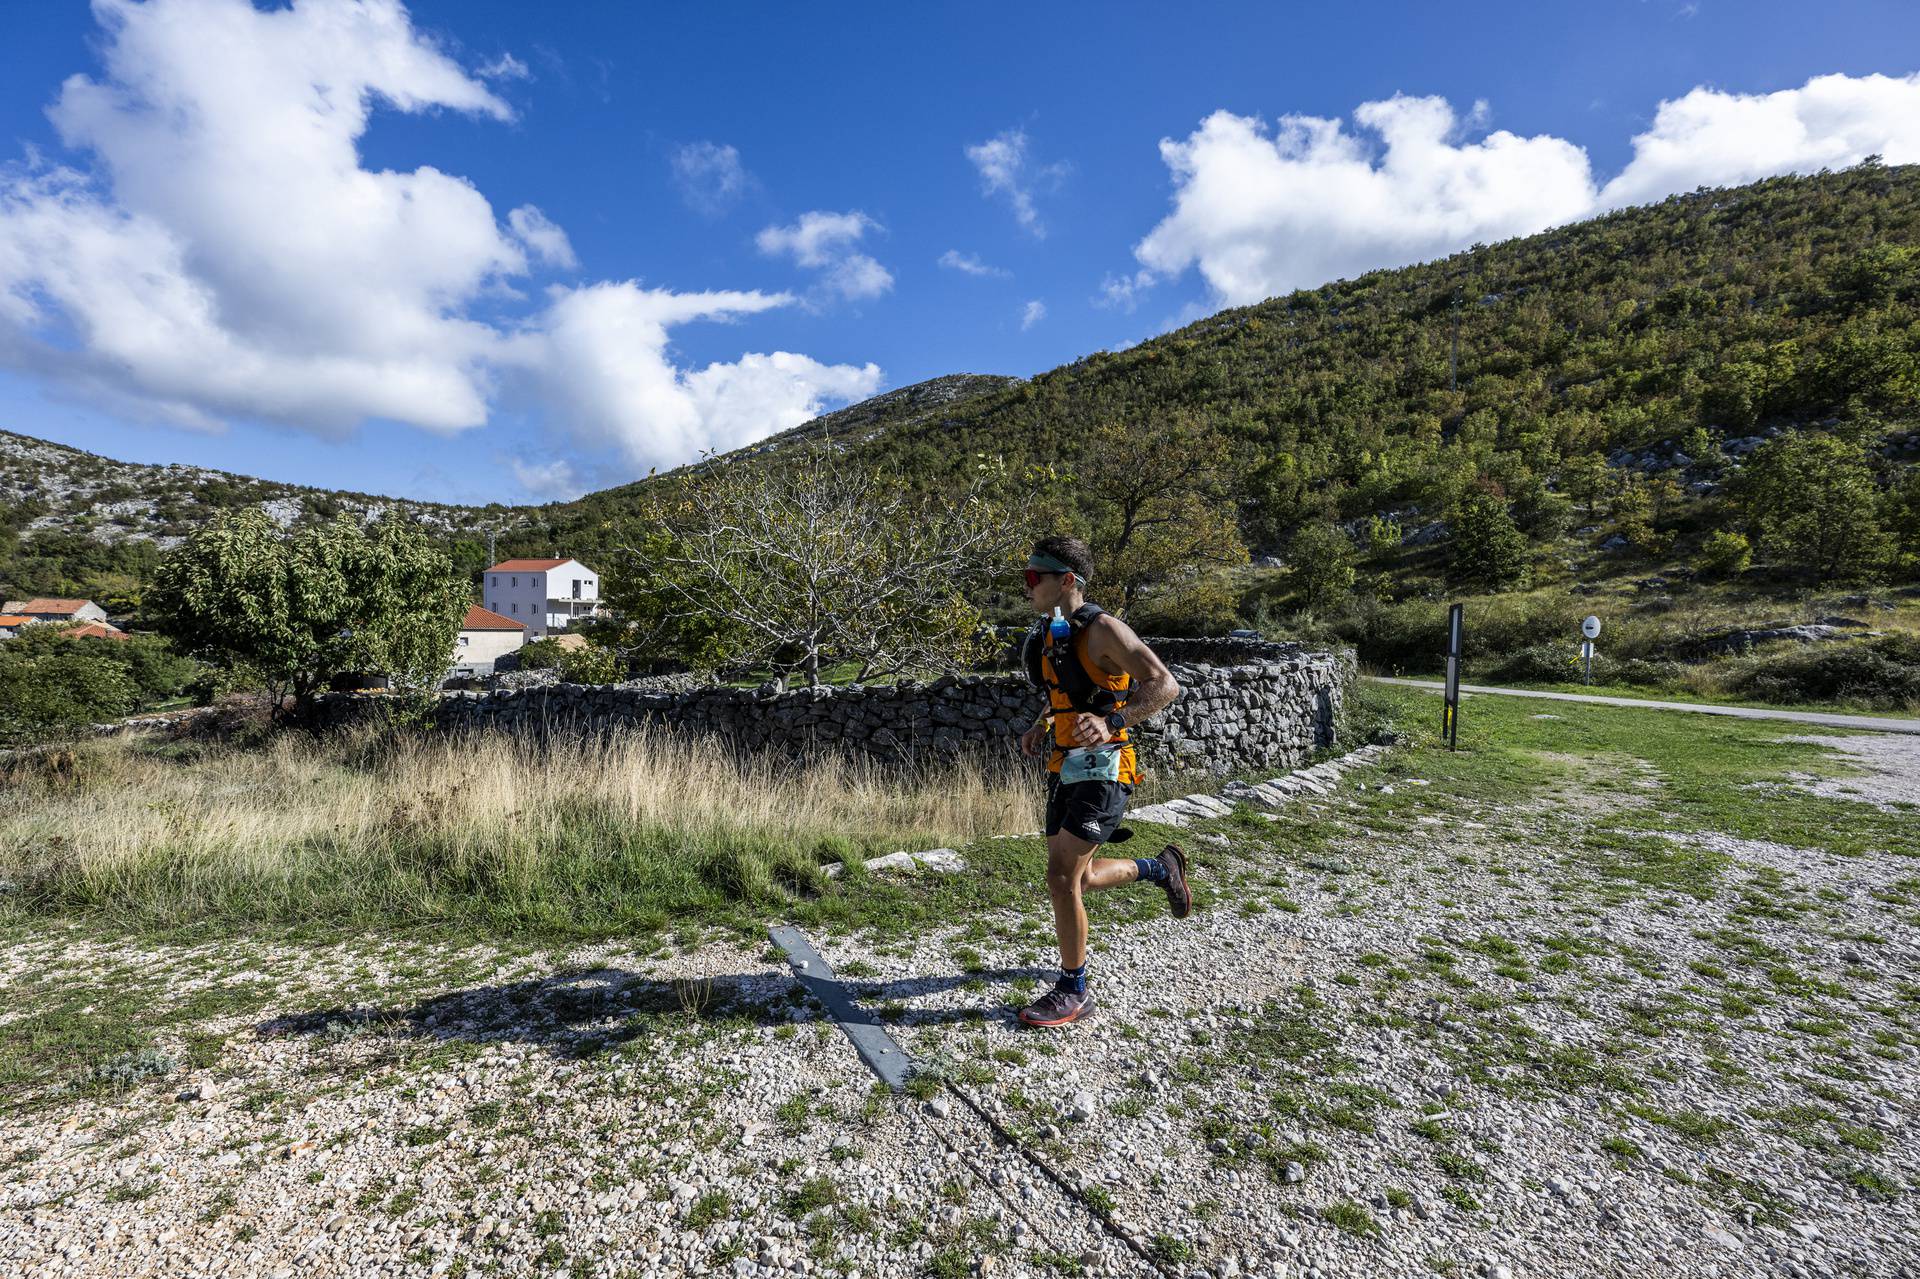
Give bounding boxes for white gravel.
[3,734,1918,1279]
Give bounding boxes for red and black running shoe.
[1018,984,1095,1028]
[1162,843,1193,919]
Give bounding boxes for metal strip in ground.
[768,924,914,1089]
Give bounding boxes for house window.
[571,579,582,599]
[511,602,518,613]
[490,575,496,587]
[510,576,517,588]
[458,636,469,646]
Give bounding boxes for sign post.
[1581,614,1602,686]
[1443,603,1463,751]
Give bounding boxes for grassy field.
[0,726,1043,942]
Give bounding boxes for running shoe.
[1018,984,1095,1028]
[1161,843,1193,919]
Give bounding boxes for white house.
[481,558,600,639]
[450,605,526,677]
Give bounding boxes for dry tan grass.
[0,727,1041,929]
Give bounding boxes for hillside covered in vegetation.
[5,163,1917,688]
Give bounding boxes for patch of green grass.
[1624,1103,1733,1145]
[782,1176,839,1219]
[1146,1235,1197,1263]
[1602,1134,1643,1164]
[686,1190,732,1229]
[1322,1199,1380,1239]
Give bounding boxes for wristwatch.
[1104,710,1127,732]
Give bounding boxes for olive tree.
[613,446,1016,686]
[148,509,468,721]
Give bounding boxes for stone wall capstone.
[325,647,1355,777]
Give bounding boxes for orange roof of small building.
[66,622,129,641]
[0,615,29,627]
[485,558,573,572]
[461,605,526,632]
[18,598,93,614]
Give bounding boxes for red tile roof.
[486,558,573,572]
[66,622,129,641]
[461,605,526,632]
[18,598,92,614]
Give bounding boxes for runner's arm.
[1095,617,1180,725]
[1059,615,1179,746]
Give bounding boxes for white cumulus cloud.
[1597,72,1920,208]
[938,248,1009,279]
[502,282,881,470]
[1133,73,1920,308]
[0,0,879,475]
[1020,299,1046,331]
[508,205,577,270]
[756,210,894,302]
[670,140,751,216]
[965,128,1067,238]
[1134,97,1594,308]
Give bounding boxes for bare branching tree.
[615,445,1016,686]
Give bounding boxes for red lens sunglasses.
[1022,568,1060,588]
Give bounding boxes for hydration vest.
[1023,603,1143,786]
[1022,603,1134,714]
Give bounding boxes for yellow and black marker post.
[1443,602,1463,751]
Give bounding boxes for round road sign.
[1582,615,1602,639]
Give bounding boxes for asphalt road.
[1366,676,1920,736]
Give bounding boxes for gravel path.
[1368,677,1920,736]
[4,735,1918,1279]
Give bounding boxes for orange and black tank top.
[1043,628,1142,786]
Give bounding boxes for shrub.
[516,638,567,670]
[1449,490,1533,592]
[1698,530,1753,578]
[558,644,620,684]
[1288,522,1357,614]
[1483,643,1581,684]
[1723,635,1920,710]
[0,644,141,743]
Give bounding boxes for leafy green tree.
[1287,523,1358,615]
[148,509,468,720]
[1556,453,1610,517]
[1733,432,1892,579]
[1363,515,1403,555]
[1070,414,1249,620]
[0,647,138,743]
[1698,530,1753,578]
[2,624,197,707]
[1448,489,1533,591]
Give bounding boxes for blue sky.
[3,0,1919,505]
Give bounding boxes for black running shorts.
[1044,777,1133,845]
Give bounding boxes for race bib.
[1060,747,1123,785]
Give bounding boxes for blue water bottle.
[1048,605,1071,650]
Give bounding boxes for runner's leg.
[1044,829,1100,970]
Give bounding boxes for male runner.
[1015,535,1190,1028]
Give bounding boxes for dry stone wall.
[395,646,1354,776]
